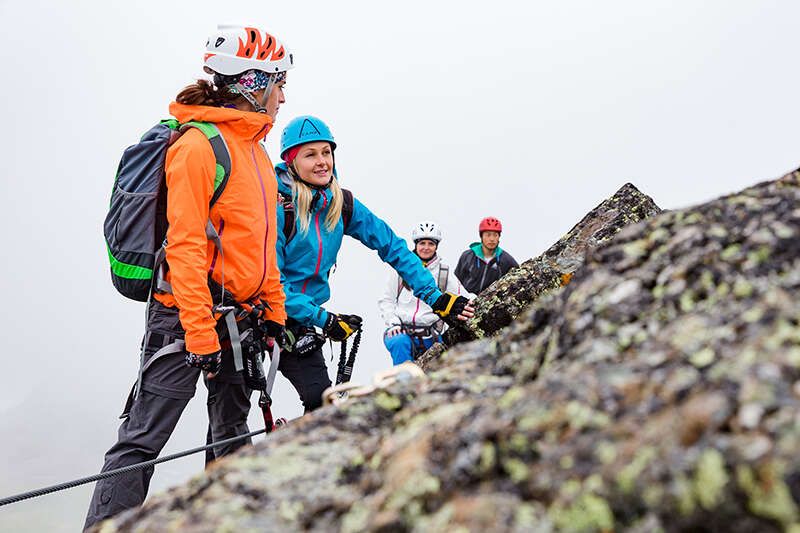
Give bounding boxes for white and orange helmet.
[203,25,294,76]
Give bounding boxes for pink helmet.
[479,217,502,234]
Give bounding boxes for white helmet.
[412,221,442,243]
[203,25,294,76]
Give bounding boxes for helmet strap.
[259,76,277,111]
[235,84,266,113]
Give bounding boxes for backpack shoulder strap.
[341,189,354,231]
[180,121,231,208]
[437,263,449,293]
[278,190,297,243]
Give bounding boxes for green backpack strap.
[180,121,232,207]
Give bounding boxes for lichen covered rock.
[443,183,661,346]
[97,171,800,532]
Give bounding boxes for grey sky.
[2,1,800,530]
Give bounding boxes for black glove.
[431,293,470,324]
[185,350,222,374]
[323,313,363,342]
[293,330,326,356]
[260,320,290,349]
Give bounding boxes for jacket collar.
[469,241,503,259]
[421,255,440,269]
[169,102,273,140]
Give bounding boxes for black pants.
[84,300,252,530]
[279,343,331,413]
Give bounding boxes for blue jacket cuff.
[312,308,329,329]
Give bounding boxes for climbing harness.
[395,324,444,360]
[323,362,427,407]
[238,309,285,434]
[335,328,362,385]
[243,338,283,434]
[260,342,287,432]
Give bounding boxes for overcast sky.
[2,1,800,530]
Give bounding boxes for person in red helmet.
[455,217,519,294]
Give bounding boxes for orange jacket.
[154,102,286,354]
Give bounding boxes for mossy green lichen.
[680,291,696,312]
[737,464,800,526]
[742,306,764,323]
[513,503,540,530]
[498,386,526,410]
[374,391,403,411]
[745,246,771,267]
[502,458,530,483]
[386,471,441,511]
[595,441,617,465]
[693,448,728,510]
[733,279,754,298]
[674,474,696,516]
[622,239,649,259]
[278,500,304,523]
[652,285,666,299]
[643,484,665,507]
[507,432,530,454]
[550,493,615,532]
[341,502,371,533]
[559,455,575,469]
[721,244,741,261]
[617,446,657,494]
[479,443,496,474]
[689,347,716,368]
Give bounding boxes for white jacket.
[378,255,475,330]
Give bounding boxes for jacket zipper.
[478,257,492,291]
[301,193,328,294]
[411,298,421,326]
[248,134,270,301]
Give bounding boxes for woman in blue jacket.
[275,115,472,412]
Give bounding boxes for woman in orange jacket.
[85,25,291,529]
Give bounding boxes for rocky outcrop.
[98,171,800,532]
[442,183,661,346]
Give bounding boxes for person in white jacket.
[378,221,475,365]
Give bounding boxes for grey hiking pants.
[83,300,252,531]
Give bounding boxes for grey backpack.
[104,120,230,301]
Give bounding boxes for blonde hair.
[290,174,344,235]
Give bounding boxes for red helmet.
[479,217,502,234]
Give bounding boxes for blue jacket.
[275,164,442,328]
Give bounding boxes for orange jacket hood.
[169,102,274,140]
